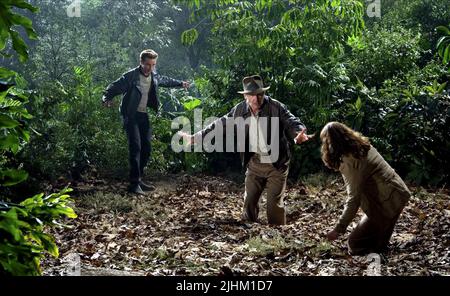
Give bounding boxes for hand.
[182,81,190,90]
[294,128,314,145]
[102,100,113,108]
[178,131,194,145]
[326,229,341,241]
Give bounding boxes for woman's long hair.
[320,122,371,171]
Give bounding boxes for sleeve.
[334,158,365,233]
[156,73,183,88]
[279,102,306,141]
[193,106,236,142]
[102,73,130,102]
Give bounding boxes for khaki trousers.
[242,154,289,225]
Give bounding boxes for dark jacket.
[198,96,306,171]
[102,66,183,118]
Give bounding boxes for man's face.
[140,58,157,75]
[245,93,264,108]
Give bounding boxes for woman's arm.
[334,157,365,233]
[334,178,361,233]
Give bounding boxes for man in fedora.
[180,75,311,225]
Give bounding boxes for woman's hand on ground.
[326,229,341,241]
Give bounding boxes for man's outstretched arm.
[279,102,313,144]
[156,73,190,89]
[101,73,130,106]
[179,107,236,145]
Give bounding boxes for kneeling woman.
[320,122,411,255]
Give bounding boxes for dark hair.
[320,122,371,171]
[140,49,158,61]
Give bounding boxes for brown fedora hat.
[237,75,270,94]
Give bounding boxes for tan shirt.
[137,73,152,113]
[335,145,411,233]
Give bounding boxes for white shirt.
[248,113,270,156]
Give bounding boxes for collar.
[138,66,152,78]
[243,95,269,117]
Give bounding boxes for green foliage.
[0,1,35,186]
[182,96,202,111]
[436,25,450,64]
[22,0,191,86]
[346,96,364,132]
[0,71,32,186]
[0,188,77,275]
[333,60,450,185]
[20,65,129,179]
[0,0,39,62]
[376,0,450,39]
[181,28,199,46]
[177,0,364,104]
[0,1,77,276]
[374,63,450,185]
[349,26,422,88]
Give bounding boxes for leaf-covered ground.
[43,173,449,276]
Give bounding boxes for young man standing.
[102,49,189,194]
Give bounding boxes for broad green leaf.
[436,25,450,36]
[0,209,21,241]
[436,36,448,55]
[437,82,448,94]
[0,113,20,128]
[0,67,17,80]
[0,169,28,186]
[183,98,202,111]
[9,13,38,40]
[444,46,450,64]
[355,97,362,110]
[0,134,20,153]
[36,232,59,257]
[181,28,199,46]
[0,16,9,50]
[17,127,30,142]
[54,206,78,219]
[20,193,44,208]
[10,30,28,63]
[10,0,39,13]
